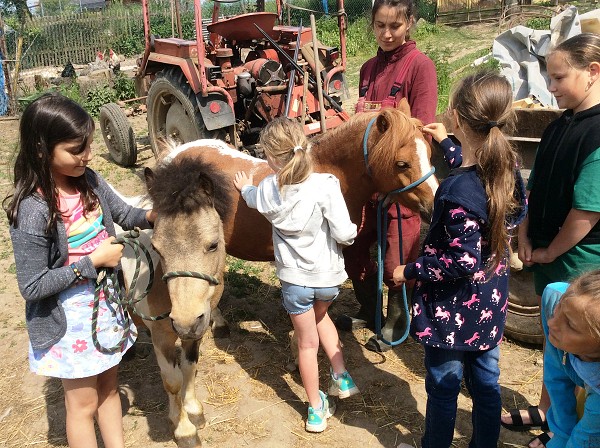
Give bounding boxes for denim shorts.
[280,281,340,315]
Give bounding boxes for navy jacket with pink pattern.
[405,138,527,351]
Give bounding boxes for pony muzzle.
[170,311,211,340]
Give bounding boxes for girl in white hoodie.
[234,117,359,433]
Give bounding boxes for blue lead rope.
[374,168,435,346]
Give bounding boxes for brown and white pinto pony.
[120,101,438,448]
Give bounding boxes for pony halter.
[362,117,436,191]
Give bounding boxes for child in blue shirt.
[540,270,600,448]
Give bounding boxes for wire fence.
[2,0,380,70]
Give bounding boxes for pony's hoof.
[175,434,202,448]
[364,336,393,353]
[189,412,206,430]
[211,322,230,339]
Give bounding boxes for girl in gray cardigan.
[3,94,155,448]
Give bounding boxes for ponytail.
[259,117,313,190]
[477,124,518,274]
[451,71,519,274]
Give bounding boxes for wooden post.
[12,37,23,113]
[301,69,308,125]
[0,12,13,115]
[310,14,326,134]
[174,0,183,38]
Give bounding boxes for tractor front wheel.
[99,103,137,167]
[146,68,207,158]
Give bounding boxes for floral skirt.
[29,280,137,379]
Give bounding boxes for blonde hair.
[450,71,519,274]
[259,117,313,189]
[562,269,600,341]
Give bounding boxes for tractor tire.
[146,68,207,158]
[505,269,544,346]
[99,103,137,167]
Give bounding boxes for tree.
[1,0,32,30]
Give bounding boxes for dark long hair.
[450,71,518,273]
[3,93,96,233]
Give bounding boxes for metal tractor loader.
[102,0,351,164]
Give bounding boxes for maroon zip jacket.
[359,40,438,125]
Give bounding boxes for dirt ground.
[0,107,548,448]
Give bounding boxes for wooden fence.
[435,0,599,26]
[5,9,159,69]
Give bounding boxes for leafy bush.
[318,16,377,57]
[113,35,144,57]
[113,73,137,101]
[526,17,551,30]
[414,21,439,39]
[84,85,117,117]
[417,0,437,23]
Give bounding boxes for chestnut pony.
[120,101,438,448]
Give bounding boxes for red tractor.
[100,0,351,166]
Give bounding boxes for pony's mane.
[310,109,420,169]
[310,112,374,149]
[148,156,231,221]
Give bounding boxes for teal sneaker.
[328,368,360,399]
[306,390,336,433]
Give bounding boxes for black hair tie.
[487,121,499,130]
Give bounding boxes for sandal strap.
[508,408,524,426]
[537,432,551,447]
[527,405,545,427]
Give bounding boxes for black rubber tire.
[146,68,207,158]
[99,103,137,167]
[505,269,544,346]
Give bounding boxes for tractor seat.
[153,38,199,59]
[206,12,280,41]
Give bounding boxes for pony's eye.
[208,241,219,252]
[396,161,410,170]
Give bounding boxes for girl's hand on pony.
[392,265,407,285]
[421,122,449,143]
[88,237,124,268]
[234,171,253,192]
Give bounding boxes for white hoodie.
[241,172,357,287]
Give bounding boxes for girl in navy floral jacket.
[393,71,527,448]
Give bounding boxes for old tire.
[146,68,207,158]
[99,103,137,167]
[505,269,544,346]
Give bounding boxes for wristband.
[70,263,84,281]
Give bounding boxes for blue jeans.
[422,345,501,448]
[280,281,339,315]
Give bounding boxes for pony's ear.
[376,108,392,133]
[144,167,155,190]
[397,97,412,117]
[198,175,215,199]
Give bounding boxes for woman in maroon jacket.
[336,0,438,352]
